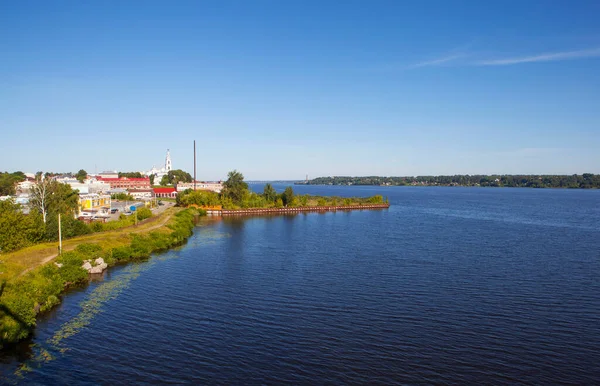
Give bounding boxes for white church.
[144,149,172,181]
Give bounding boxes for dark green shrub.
[148,232,171,251]
[130,235,151,258]
[89,221,104,232]
[55,251,88,285]
[111,246,134,262]
[136,207,152,221]
[75,243,103,256]
[57,264,88,286]
[45,216,91,241]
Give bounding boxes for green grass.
[0,209,176,282]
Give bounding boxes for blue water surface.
[2,186,599,384]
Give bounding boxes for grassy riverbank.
[0,208,198,347]
[0,208,175,281]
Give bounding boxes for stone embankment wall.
[219,204,390,216]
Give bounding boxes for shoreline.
[0,209,198,348]
[301,184,599,189]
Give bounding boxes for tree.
[222,170,249,203]
[178,190,221,207]
[111,192,134,201]
[160,175,170,186]
[263,183,277,202]
[167,169,192,185]
[45,214,90,241]
[0,200,38,253]
[46,181,80,218]
[281,186,294,207]
[299,195,309,207]
[75,169,87,183]
[29,175,53,223]
[149,174,155,185]
[119,172,143,178]
[0,171,26,196]
[136,207,152,221]
[30,177,80,224]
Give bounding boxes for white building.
[128,189,155,199]
[176,181,223,193]
[16,180,35,193]
[144,149,172,182]
[16,194,29,204]
[61,178,111,194]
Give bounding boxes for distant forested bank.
[306,174,600,189]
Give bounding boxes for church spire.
[165,149,172,171]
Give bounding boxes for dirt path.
[17,210,176,277]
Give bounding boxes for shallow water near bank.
[2,186,600,384]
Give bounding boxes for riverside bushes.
[0,209,198,347]
[136,207,153,221]
[176,170,386,211]
[177,184,386,210]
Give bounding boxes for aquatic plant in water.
[10,225,230,379]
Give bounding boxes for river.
[2,185,599,384]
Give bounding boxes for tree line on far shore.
[177,170,386,209]
[308,174,600,188]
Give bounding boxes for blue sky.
[1,0,599,180]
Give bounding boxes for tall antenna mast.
[193,140,196,191]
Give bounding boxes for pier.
[210,204,390,216]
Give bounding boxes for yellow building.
[79,194,111,211]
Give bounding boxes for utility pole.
[58,213,62,255]
[193,139,197,191]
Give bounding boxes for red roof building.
[153,187,177,198]
[97,177,151,190]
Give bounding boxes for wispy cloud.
[475,47,600,66]
[408,54,463,69]
[385,44,600,72]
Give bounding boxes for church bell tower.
[165,149,172,172]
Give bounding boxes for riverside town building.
[153,187,177,198]
[96,176,151,190]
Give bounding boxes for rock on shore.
[81,258,108,274]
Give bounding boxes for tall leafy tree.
[75,169,87,183]
[0,171,26,196]
[30,177,80,224]
[160,175,170,186]
[281,186,294,207]
[263,183,277,202]
[167,169,192,184]
[47,181,80,217]
[222,170,249,203]
[0,200,37,252]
